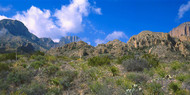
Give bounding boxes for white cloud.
[95,31,128,45]
[178,1,190,19]
[0,0,102,41]
[93,8,102,15]
[13,6,62,39]
[0,15,8,20]
[95,39,106,45]
[54,0,90,33]
[0,5,11,12]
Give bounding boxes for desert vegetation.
[0,52,189,95]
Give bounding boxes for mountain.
[169,22,190,37]
[48,30,190,62]
[127,30,190,62]
[0,19,55,53]
[57,36,80,47]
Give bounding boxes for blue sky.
[0,0,190,46]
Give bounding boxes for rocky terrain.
[0,19,190,95]
[0,19,80,53]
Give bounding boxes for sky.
[0,0,190,46]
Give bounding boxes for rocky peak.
[169,22,190,38]
[127,31,175,49]
[57,36,80,47]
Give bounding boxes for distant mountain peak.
[169,22,190,38]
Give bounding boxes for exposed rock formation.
[48,41,94,57]
[57,36,80,47]
[169,22,190,38]
[127,30,190,61]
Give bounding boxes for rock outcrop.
[48,41,94,57]
[57,36,80,47]
[169,22,190,38]
[127,30,190,61]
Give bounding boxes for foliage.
[142,54,159,68]
[126,72,149,84]
[116,55,134,64]
[22,82,47,95]
[7,70,33,86]
[87,56,110,66]
[168,82,181,93]
[30,61,45,69]
[146,82,164,95]
[110,66,119,76]
[122,58,149,72]
[0,63,10,72]
[45,65,59,75]
[53,70,78,89]
[171,61,182,71]
[0,53,16,61]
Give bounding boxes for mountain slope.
[0,19,55,53]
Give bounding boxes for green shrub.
[171,61,182,71]
[45,65,59,75]
[176,74,187,82]
[54,70,78,89]
[22,81,47,95]
[30,61,45,69]
[110,66,119,76]
[88,56,110,66]
[142,54,159,68]
[81,67,101,81]
[7,70,33,86]
[33,51,45,56]
[45,55,56,62]
[126,72,149,84]
[89,81,113,95]
[122,58,149,72]
[168,82,181,93]
[0,63,10,72]
[0,53,16,61]
[116,55,134,64]
[155,67,167,78]
[146,82,164,95]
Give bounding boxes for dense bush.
[142,54,159,68]
[122,58,149,72]
[0,53,16,61]
[88,56,110,66]
[168,82,181,93]
[53,70,78,89]
[110,66,119,76]
[45,65,59,75]
[0,63,10,72]
[116,55,134,64]
[7,70,33,86]
[30,61,45,69]
[22,82,47,95]
[146,82,164,95]
[126,72,149,84]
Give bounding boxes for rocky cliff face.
[127,31,190,61]
[57,36,80,47]
[169,22,190,38]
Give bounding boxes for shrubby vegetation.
[0,53,189,95]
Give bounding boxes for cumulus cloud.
[13,6,62,39]
[54,0,90,33]
[0,0,102,41]
[0,15,8,20]
[95,31,128,45]
[178,1,190,19]
[0,5,11,12]
[93,8,102,15]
